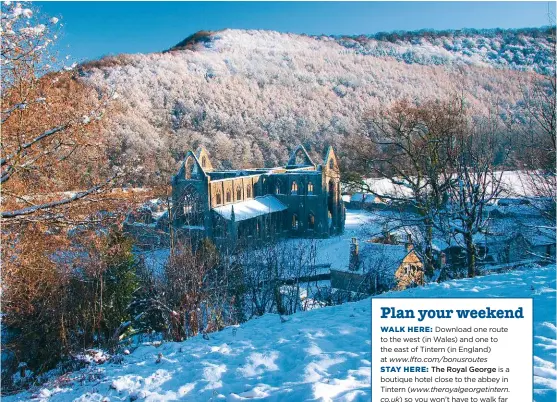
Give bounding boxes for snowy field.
[8,263,555,401]
[357,171,543,199]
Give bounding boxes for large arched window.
[215,191,222,205]
[275,180,282,195]
[236,186,242,201]
[185,156,196,179]
[292,214,299,230]
[307,181,314,195]
[295,149,307,165]
[246,184,252,198]
[291,181,298,195]
[329,159,334,169]
[182,186,202,225]
[308,213,315,229]
[226,190,231,203]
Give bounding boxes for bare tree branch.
[1,175,117,219]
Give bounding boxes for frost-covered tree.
[508,25,556,221]
[77,29,538,185]
[1,1,115,222]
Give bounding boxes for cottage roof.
[520,226,555,246]
[358,243,411,273]
[336,242,412,274]
[212,195,287,222]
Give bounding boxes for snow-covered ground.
[8,263,555,401]
[138,209,387,276]
[379,264,557,402]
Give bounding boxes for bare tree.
[445,113,507,278]
[164,238,221,340]
[236,236,323,318]
[346,97,465,277]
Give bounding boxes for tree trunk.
[424,220,434,278]
[464,232,476,278]
[273,280,285,315]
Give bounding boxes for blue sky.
[37,1,555,63]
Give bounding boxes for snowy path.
[8,265,555,401]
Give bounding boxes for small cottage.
[519,226,556,261]
[330,238,424,294]
[347,192,385,210]
[436,218,556,270]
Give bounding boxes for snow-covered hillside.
[332,27,555,75]
[9,264,555,401]
[80,28,548,184]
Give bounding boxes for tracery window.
[291,181,298,195]
[182,186,202,225]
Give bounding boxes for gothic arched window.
[236,186,242,201]
[182,186,202,225]
[291,181,298,195]
[226,190,231,203]
[275,180,282,195]
[185,156,195,179]
[292,214,299,230]
[246,184,252,198]
[215,191,222,205]
[308,213,315,229]
[307,181,314,195]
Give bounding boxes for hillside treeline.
[79,28,554,185]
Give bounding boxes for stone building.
[171,145,345,248]
[330,239,424,294]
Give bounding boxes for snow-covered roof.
[336,242,411,274]
[212,195,287,222]
[363,194,377,203]
[360,243,410,273]
[351,193,364,202]
[521,227,555,246]
[349,192,378,203]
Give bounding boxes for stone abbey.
[171,145,345,247]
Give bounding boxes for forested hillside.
[79,28,554,185]
[331,27,555,75]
